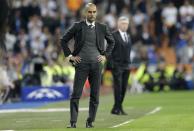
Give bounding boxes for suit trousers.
[70,62,102,123]
[112,67,129,110]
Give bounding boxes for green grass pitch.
[0,91,194,131]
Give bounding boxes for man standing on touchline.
[109,16,131,115]
[60,3,115,128]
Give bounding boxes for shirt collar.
[86,19,95,27]
[119,29,126,35]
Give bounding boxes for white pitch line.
[0,130,15,131]
[16,120,30,123]
[145,106,162,116]
[111,106,162,128]
[111,119,134,128]
[51,119,63,122]
[0,108,88,113]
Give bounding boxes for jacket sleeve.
[60,23,77,57]
[104,26,115,58]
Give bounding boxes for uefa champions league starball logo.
[27,88,64,99]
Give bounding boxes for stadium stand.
[1,0,194,103]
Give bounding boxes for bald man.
[109,16,131,115]
[61,3,115,128]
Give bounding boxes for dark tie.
[89,25,93,29]
[124,33,128,42]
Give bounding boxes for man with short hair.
[60,3,115,128]
[109,16,131,115]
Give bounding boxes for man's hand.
[97,55,106,63]
[70,56,81,64]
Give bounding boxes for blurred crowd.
[1,0,194,103]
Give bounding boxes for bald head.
[84,3,97,23]
[85,3,96,11]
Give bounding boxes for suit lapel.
[117,31,125,44]
[117,31,130,45]
[95,22,100,45]
[81,21,86,43]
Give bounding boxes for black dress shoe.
[120,109,128,115]
[86,121,94,128]
[67,122,76,128]
[111,109,121,115]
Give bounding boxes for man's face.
[86,6,97,23]
[118,20,129,32]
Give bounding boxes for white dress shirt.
[86,19,95,28]
[119,30,128,42]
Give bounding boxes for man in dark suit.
[109,16,131,115]
[60,3,115,128]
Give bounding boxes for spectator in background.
[139,64,154,91]
[152,1,163,40]
[1,0,194,105]
[106,0,125,16]
[162,2,178,42]
[170,64,187,90]
[157,35,176,66]
[0,64,15,104]
[16,29,29,52]
[152,61,170,91]
[66,0,83,12]
[10,9,26,34]
[133,9,146,36]
[136,0,148,14]
[0,0,13,104]
[40,0,57,18]
[28,0,41,17]
[30,35,45,55]
[147,45,158,65]
[103,11,117,30]
[176,26,191,64]
[6,53,22,99]
[179,0,194,29]
[40,0,59,34]
[28,15,43,41]
[5,27,17,52]
[141,24,154,46]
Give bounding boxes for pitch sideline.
[110,106,162,128]
[0,108,88,113]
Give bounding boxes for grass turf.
[0,90,194,131]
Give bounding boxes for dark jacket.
[60,20,115,58]
[109,31,131,68]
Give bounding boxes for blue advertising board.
[21,85,70,102]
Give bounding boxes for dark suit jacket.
[109,31,131,68]
[60,20,115,58]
